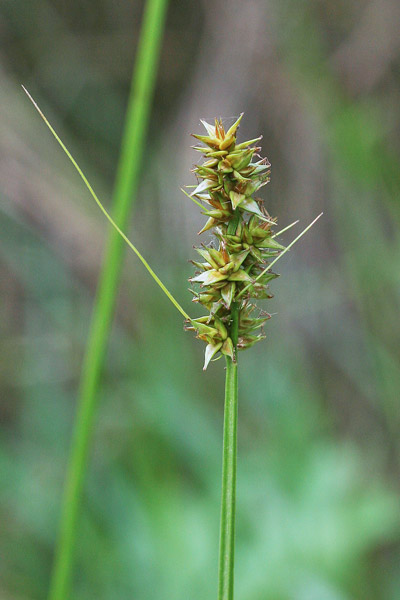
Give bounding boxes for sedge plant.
[23,90,321,599]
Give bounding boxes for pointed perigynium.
[186,115,284,370]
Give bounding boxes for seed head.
[186,115,281,369]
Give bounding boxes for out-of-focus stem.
[47,1,169,598]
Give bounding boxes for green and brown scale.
[185,114,285,369]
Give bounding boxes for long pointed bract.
[22,86,188,321]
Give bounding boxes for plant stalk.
[218,302,239,600]
[48,1,169,598]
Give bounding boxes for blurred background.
[1,1,400,598]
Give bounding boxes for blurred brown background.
[1,1,400,599]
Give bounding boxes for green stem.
[218,303,239,600]
[48,1,169,598]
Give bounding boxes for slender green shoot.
[22,87,188,320]
[237,212,323,299]
[218,302,239,600]
[24,1,171,598]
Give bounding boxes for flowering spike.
[25,89,320,372]
[184,113,321,367]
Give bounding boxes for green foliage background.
[1,1,400,598]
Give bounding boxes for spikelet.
[186,115,282,370]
